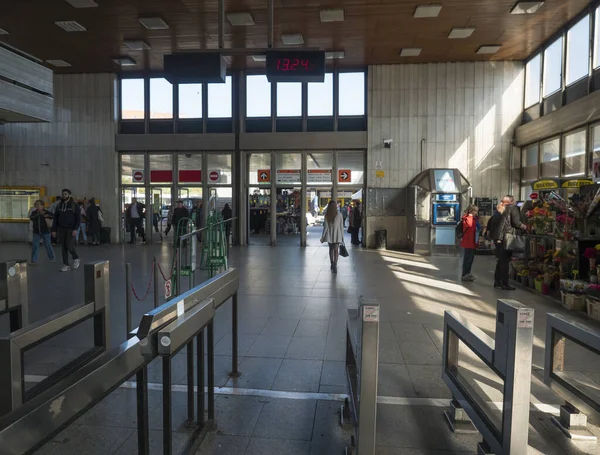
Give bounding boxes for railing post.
[153,256,159,309]
[125,262,132,340]
[230,293,240,377]
[85,261,110,348]
[136,366,150,455]
[0,260,28,332]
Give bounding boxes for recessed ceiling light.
[320,8,344,22]
[64,0,97,7]
[124,40,151,51]
[252,55,266,62]
[55,20,86,32]
[113,56,137,67]
[414,5,442,18]
[448,27,475,39]
[325,51,345,60]
[227,12,255,26]
[46,59,72,67]
[400,48,422,57]
[510,1,544,14]
[477,45,501,54]
[139,17,169,30]
[0,28,8,35]
[281,34,304,45]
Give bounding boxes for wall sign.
[338,169,351,182]
[276,169,301,184]
[179,170,201,183]
[375,170,385,179]
[307,169,332,183]
[257,169,271,183]
[132,170,144,182]
[209,170,220,183]
[150,170,173,183]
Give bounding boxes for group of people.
[29,189,103,271]
[459,194,527,290]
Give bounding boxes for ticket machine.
[407,169,471,255]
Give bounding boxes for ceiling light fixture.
[113,57,137,67]
[0,28,8,35]
[510,1,545,14]
[252,55,266,62]
[414,5,442,18]
[46,60,72,67]
[448,27,475,39]
[400,48,422,57]
[139,17,169,30]
[281,34,304,45]
[325,50,345,60]
[476,45,501,54]
[227,12,255,26]
[124,40,151,51]
[64,0,97,7]
[320,8,344,22]
[54,20,86,32]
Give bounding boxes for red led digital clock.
[266,51,325,82]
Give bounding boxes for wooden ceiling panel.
[0,0,593,73]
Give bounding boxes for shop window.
[339,72,365,116]
[150,78,173,119]
[178,84,202,119]
[540,138,560,178]
[248,153,271,185]
[566,15,590,86]
[208,76,232,118]
[337,151,365,185]
[121,153,145,184]
[522,144,539,182]
[247,75,271,118]
[543,37,563,97]
[308,73,333,116]
[178,153,203,184]
[524,55,541,108]
[121,78,145,120]
[207,153,232,184]
[276,82,302,117]
[562,130,587,177]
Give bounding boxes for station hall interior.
[2,0,600,454]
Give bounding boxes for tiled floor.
[1,241,600,454]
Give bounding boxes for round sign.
[209,171,219,182]
[133,171,143,182]
[530,192,539,199]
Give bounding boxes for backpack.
[455,219,464,239]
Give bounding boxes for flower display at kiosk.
[526,207,553,234]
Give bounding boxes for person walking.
[222,203,233,248]
[75,202,88,245]
[191,200,203,243]
[341,203,348,228]
[86,198,103,246]
[460,205,479,282]
[496,195,528,290]
[29,200,55,265]
[171,200,190,246]
[126,197,146,244]
[350,200,363,246]
[321,200,345,273]
[51,189,81,272]
[152,193,162,240]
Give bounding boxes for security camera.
[383,139,393,148]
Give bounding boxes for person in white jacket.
[320,200,345,273]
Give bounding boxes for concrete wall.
[0,73,119,242]
[366,62,524,248]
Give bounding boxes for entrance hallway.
[1,244,599,454]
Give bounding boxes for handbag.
[504,232,526,252]
[98,210,104,223]
[339,241,349,258]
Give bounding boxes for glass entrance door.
[248,187,271,245]
[275,187,302,246]
[121,187,146,243]
[149,187,171,242]
[306,187,331,246]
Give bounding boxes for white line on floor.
[24,374,561,413]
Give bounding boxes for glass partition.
[566,15,590,86]
[540,138,560,178]
[249,153,271,185]
[150,78,173,119]
[543,37,563,97]
[524,55,541,108]
[247,75,271,118]
[275,153,302,185]
[277,83,302,117]
[121,79,145,119]
[522,144,539,182]
[208,76,232,118]
[562,129,586,177]
[178,153,203,184]
[178,84,202,119]
[337,151,365,185]
[121,153,145,184]
[308,73,333,116]
[149,154,173,184]
[207,153,232,184]
[339,72,365,115]
[307,152,333,185]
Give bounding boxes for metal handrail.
[0,260,28,333]
[179,217,237,241]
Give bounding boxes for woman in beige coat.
[321,200,345,273]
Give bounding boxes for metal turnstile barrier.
[0,260,28,333]
[0,261,109,417]
[544,313,600,441]
[0,268,240,455]
[442,299,534,455]
[342,298,380,455]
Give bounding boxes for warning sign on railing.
[164,279,172,299]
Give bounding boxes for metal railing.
[442,299,535,455]
[0,267,239,455]
[341,298,380,455]
[0,261,109,417]
[544,313,600,441]
[0,260,28,333]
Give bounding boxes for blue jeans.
[76,222,87,243]
[32,233,55,263]
[462,248,476,277]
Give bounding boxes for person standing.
[341,203,348,228]
[460,205,479,282]
[29,200,55,265]
[496,195,528,290]
[321,200,345,273]
[191,200,203,243]
[350,200,363,246]
[152,194,162,240]
[222,203,233,247]
[51,189,81,272]
[86,198,103,246]
[487,203,506,288]
[76,202,88,245]
[126,197,146,244]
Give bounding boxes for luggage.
[100,227,111,244]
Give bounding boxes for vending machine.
[406,169,472,255]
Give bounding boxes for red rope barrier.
[130,261,155,302]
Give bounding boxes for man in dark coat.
[86,198,103,246]
[126,197,146,244]
[51,188,81,272]
[171,200,190,246]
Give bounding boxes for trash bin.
[375,229,387,250]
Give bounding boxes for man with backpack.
[51,188,81,272]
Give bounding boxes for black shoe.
[501,285,516,291]
[128,241,135,244]
[494,282,502,288]
[333,264,337,274]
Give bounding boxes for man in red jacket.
[460,205,479,282]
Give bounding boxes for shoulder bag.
[503,207,525,252]
[339,240,349,258]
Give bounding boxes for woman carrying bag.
[321,200,345,274]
